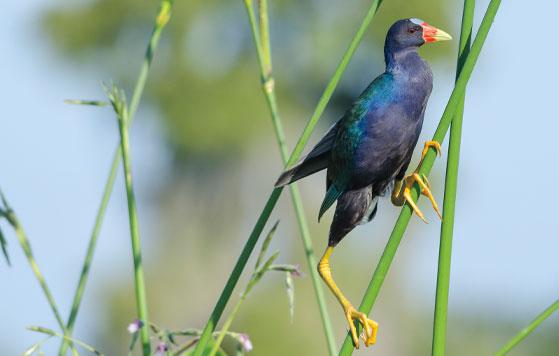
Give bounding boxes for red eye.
[408,28,417,34]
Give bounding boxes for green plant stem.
[244,0,336,353]
[495,299,559,355]
[339,0,502,354]
[59,151,119,356]
[192,1,385,354]
[116,102,151,355]
[431,0,475,354]
[59,1,173,355]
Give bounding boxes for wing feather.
[274,121,339,187]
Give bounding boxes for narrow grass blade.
[193,1,385,353]
[0,224,10,266]
[59,1,174,354]
[0,192,78,354]
[338,0,502,354]
[0,195,66,331]
[254,220,278,270]
[23,336,52,356]
[64,99,109,107]
[28,325,104,355]
[495,299,559,356]
[431,0,475,354]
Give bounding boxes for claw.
[399,173,443,222]
[344,305,378,348]
[392,141,443,221]
[403,186,428,223]
[421,140,442,159]
[413,173,442,220]
[422,174,431,189]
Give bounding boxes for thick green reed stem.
[59,1,173,355]
[339,0,502,354]
[495,299,559,355]
[192,1,385,354]
[431,0,475,354]
[115,94,151,355]
[242,0,336,353]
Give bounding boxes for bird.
[275,18,451,348]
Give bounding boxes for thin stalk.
[244,0,336,353]
[209,226,280,356]
[339,0,502,354]
[431,0,475,354]
[59,1,173,354]
[208,289,246,356]
[115,95,151,355]
[59,151,119,355]
[1,209,66,331]
[495,299,559,355]
[192,1,385,353]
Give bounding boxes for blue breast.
[332,51,433,191]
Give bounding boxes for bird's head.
[386,18,452,50]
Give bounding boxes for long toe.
[345,310,360,348]
[347,308,378,348]
[404,189,427,223]
[363,319,379,346]
[355,311,372,341]
[416,174,442,219]
[422,140,442,158]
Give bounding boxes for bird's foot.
[343,304,378,348]
[420,140,442,161]
[402,173,442,222]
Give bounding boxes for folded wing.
[274,121,339,187]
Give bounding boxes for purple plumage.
[276,19,440,246]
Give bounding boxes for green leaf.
[128,330,140,355]
[0,226,10,266]
[168,328,201,337]
[269,264,300,274]
[254,220,278,270]
[247,251,279,294]
[22,337,51,356]
[104,82,129,123]
[64,99,109,106]
[0,189,8,209]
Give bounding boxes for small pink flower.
[239,333,253,352]
[127,319,144,334]
[290,264,302,277]
[155,342,168,356]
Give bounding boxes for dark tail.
[328,186,377,246]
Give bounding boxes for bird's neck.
[384,46,427,76]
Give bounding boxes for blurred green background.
[1,0,558,355]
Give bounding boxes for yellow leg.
[391,140,443,222]
[318,247,378,348]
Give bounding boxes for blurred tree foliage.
[44,0,455,158]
